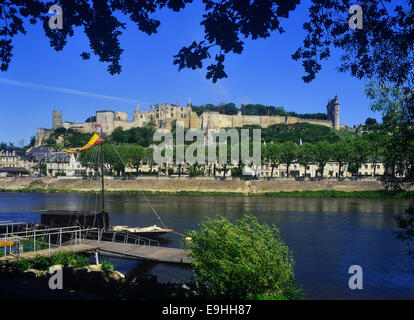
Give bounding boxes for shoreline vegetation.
[0,251,199,300]
[1,216,303,300]
[0,187,413,199]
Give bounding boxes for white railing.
[1,222,160,260]
[0,225,101,258]
[0,221,29,238]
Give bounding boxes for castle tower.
[52,110,62,129]
[326,96,340,130]
[333,96,340,130]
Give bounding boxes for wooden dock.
[0,240,190,265]
[0,244,99,263]
[82,240,191,264]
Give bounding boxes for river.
[0,192,413,299]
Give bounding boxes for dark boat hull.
[121,230,171,237]
[40,210,109,229]
[39,211,171,238]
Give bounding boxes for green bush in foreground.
[185,215,301,299]
[11,251,90,271]
[50,251,90,268]
[101,259,115,271]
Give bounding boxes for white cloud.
[0,77,149,105]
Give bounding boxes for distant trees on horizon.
[191,103,328,120]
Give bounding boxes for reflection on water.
[0,192,413,299]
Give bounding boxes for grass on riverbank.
[0,188,413,199]
[261,190,414,199]
[11,251,90,272]
[8,251,116,273]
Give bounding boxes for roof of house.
[0,145,26,156]
[45,152,71,163]
[27,147,55,154]
[0,167,29,173]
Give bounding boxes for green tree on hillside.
[78,148,100,173]
[331,141,351,177]
[364,118,378,131]
[262,123,339,145]
[99,144,125,176]
[348,139,371,177]
[110,126,155,146]
[297,143,314,178]
[65,129,92,148]
[143,148,155,175]
[264,143,281,178]
[126,145,145,174]
[111,127,128,144]
[363,134,384,177]
[173,145,188,178]
[217,144,233,178]
[279,142,298,178]
[313,141,331,178]
[220,103,238,115]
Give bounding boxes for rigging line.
[143,195,167,229]
[105,135,169,229]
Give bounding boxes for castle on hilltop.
[35,97,341,146]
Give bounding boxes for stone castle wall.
[35,99,339,146]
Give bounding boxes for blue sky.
[0,1,382,146]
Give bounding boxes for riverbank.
[1,188,413,198]
[0,251,199,300]
[0,177,413,198]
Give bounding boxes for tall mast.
[100,128,105,213]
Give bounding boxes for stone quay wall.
[0,177,387,194]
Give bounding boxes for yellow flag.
[63,133,104,153]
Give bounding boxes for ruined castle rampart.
[35,97,340,146]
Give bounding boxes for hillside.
[34,121,360,150]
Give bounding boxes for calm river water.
[0,192,413,300]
